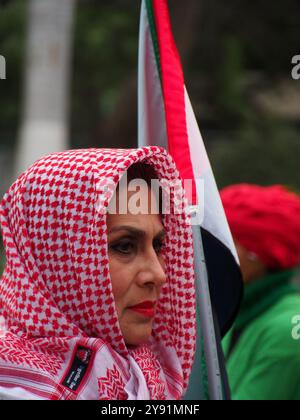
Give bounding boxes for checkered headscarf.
[0,147,196,400]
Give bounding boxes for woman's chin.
[124,328,152,347]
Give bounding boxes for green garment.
[223,270,300,400]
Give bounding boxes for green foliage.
[210,120,300,191]
[216,36,251,125]
[71,0,140,145]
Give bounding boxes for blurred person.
[0,146,196,400]
[222,184,300,400]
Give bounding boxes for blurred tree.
[187,0,300,130]
[15,0,77,176]
[71,0,201,149]
[0,0,299,188]
[71,0,140,148]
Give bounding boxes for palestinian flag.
[137,0,243,399]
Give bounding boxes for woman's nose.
[138,249,167,288]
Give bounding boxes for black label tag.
[62,346,93,392]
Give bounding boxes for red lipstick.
[128,301,156,318]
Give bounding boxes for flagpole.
[190,209,223,400]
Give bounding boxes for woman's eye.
[110,239,165,256]
[111,241,135,255]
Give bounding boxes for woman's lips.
[128,301,156,318]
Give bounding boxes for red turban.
[221,184,300,270]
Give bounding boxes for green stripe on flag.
[145,0,162,83]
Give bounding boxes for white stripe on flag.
[184,87,239,264]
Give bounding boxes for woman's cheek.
[109,259,132,305]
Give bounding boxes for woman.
[0,146,196,400]
[221,184,300,400]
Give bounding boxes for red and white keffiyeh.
[0,146,196,400]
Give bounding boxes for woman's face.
[106,185,167,347]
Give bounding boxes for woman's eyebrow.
[108,226,166,240]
